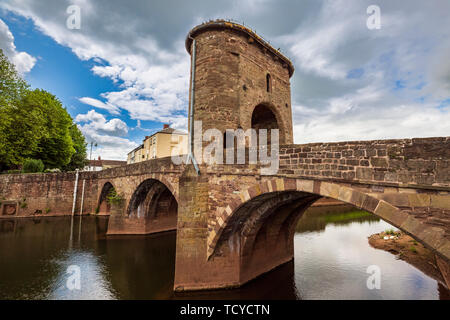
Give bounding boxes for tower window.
[266,73,271,92]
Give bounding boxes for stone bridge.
[0,20,449,291]
[1,137,449,290]
[172,137,450,291]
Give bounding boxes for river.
[0,206,448,300]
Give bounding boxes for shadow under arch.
[97,182,116,215]
[125,178,178,234]
[208,178,448,285]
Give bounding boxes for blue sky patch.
[346,68,364,79]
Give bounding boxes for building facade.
[84,157,127,171]
[127,124,188,164]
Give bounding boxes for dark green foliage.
[62,124,88,171]
[0,90,47,168]
[22,158,44,173]
[21,89,75,169]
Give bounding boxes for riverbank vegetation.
[295,207,378,234]
[0,49,87,172]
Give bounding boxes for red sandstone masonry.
[0,171,98,217]
[278,137,450,188]
[0,156,185,218]
[187,21,294,145]
[1,136,448,220]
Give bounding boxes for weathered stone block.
[296,179,314,193]
[374,201,408,227]
[371,157,388,167]
[431,195,450,210]
[319,182,340,199]
[408,194,431,207]
[356,167,372,180]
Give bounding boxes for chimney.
[163,124,170,129]
[98,156,101,161]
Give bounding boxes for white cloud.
[75,110,128,136]
[83,129,137,161]
[79,97,120,115]
[1,0,449,155]
[282,0,450,143]
[427,46,450,100]
[0,0,192,122]
[0,18,36,73]
[293,98,450,144]
[75,110,136,160]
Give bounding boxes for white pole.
[79,179,85,216]
[78,179,86,242]
[69,169,79,249]
[71,169,79,216]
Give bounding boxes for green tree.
[0,49,28,108]
[0,97,46,169]
[22,158,44,173]
[0,48,35,170]
[0,51,88,172]
[21,89,75,169]
[62,124,88,171]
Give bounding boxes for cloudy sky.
[0,0,449,160]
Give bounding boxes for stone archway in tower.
[251,104,282,145]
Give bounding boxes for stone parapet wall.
[97,156,184,179]
[0,157,185,218]
[0,171,98,217]
[279,137,450,189]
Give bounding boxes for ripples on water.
[0,206,448,300]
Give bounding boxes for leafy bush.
[6,169,21,174]
[106,188,123,206]
[385,228,396,236]
[22,159,44,173]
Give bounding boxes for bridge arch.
[207,178,445,273]
[127,178,178,218]
[119,178,179,235]
[97,181,116,215]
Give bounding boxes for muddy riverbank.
[368,231,450,294]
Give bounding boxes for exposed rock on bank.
[368,231,450,291]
